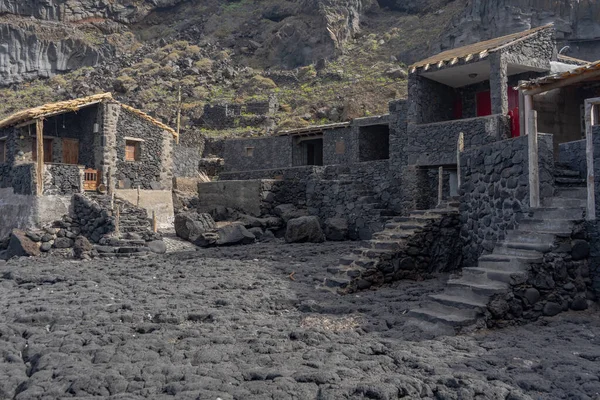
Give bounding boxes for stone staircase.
[322,200,460,292]
[84,193,162,258]
[406,165,587,333]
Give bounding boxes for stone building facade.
[0,93,176,237]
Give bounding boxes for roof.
[557,54,589,65]
[518,59,600,92]
[410,24,553,72]
[277,122,351,136]
[0,92,178,137]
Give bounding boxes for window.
[125,140,141,161]
[0,139,5,163]
[245,147,254,157]
[335,140,345,154]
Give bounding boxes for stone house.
[0,93,176,237]
[222,115,390,173]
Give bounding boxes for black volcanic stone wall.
[459,134,554,267]
[115,109,168,190]
[43,164,81,195]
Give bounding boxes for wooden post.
[528,110,540,208]
[524,95,533,136]
[437,166,443,207]
[457,132,464,188]
[176,85,181,145]
[110,192,115,211]
[115,208,120,237]
[152,210,157,233]
[35,119,44,195]
[585,100,596,220]
[136,185,140,207]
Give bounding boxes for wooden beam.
[523,68,600,96]
[524,94,533,136]
[437,166,443,207]
[457,132,464,189]
[35,119,44,196]
[527,110,540,208]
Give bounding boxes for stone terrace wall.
[115,108,173,190]
[222,136,292,173]
[43,164,82,195]
[322,127,358,166]
[459,134,554,267]
[559,139,586,177]
[406,114,510,166]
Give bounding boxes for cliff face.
[439,0,600,61]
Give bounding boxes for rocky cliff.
[439,0,600,61]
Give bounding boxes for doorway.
[62,139,79,164]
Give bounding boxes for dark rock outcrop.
[285,216,325,243]
[6,229,40,258]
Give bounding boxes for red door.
[476,91,492,117]
[508,86,520,137]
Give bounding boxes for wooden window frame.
[125,139,141,162]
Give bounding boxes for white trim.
[124,137,145,142]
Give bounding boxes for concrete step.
[479,253,543,264]
[429,293,487,310]
[556,187,587,199]
[504,230,556,244]
[352,258,377,268]
[410,209,458,217]
[493,241,552,255]
[369,240,402,251]
[555,168,581,178]
[517,218,576,234]
[555,177,586,186]
[447,278,508,297]
[543,196,587,208]
[462,266,527,285]
[351,247,395,258]
[408,302,481,327]
[339,256,356,266]
[372,231,415,241]
[532,207,584,220]
[385,221,426,230]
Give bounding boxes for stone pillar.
[101,102,120,194]
[161,131,174,190]
[489,52,508,116]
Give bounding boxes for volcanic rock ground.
[1,242,600,399]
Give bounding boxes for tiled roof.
[410,24,553,72]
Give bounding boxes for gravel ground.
[1,241,600,399]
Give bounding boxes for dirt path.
[0,242,599,399]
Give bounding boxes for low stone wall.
[459,134,554,267]
[406,114,510,166]
[558,139,586,177]
[115,189,175,229]
[0,188,37,239]
[43,164,82,195]
[197,180,276,217]
[72,194,115,243]
[488,221,594,327]
[12,164,36,195]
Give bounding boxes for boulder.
[210,206,238,222]
[147,240,167,254]
[324,218,348,241]
[175,212,216,242]
[73,236,93,258]
[54,237,74,249]
[274,204,309,223]
[248,227,265,240]
[216,224,256,246]
[194,232,220,248]
[285,216,325,243]
[6,229,40,258]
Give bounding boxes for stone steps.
[406,163,584,335]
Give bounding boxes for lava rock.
[285,216,325,243]
[524,288,541,305]
[7,229,40,258]
[175,212,216,242]
[216,224,256,246]
[54,237,74,249]
[571,240,590,261]
[543,302,562,317]
[274,204,309,223]
[570,295,588,311]
[73,236,93,258]
[147,240,167,254]
[324,218,348,241]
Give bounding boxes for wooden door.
[507,86,520,137]
[476,91,492,117]
[62,139,79,165]
[32,138,53,163]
